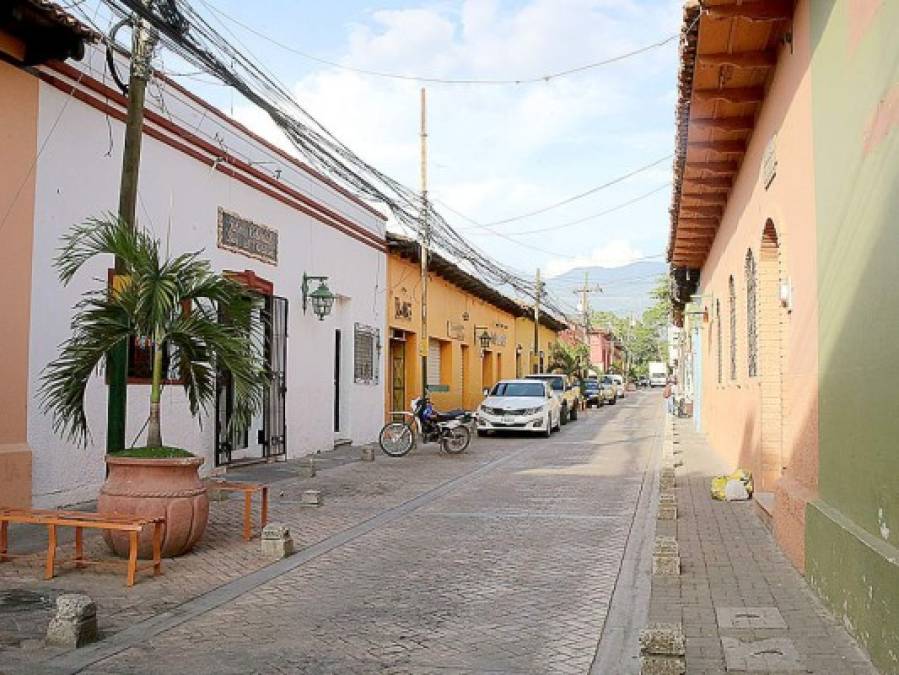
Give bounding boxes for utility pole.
[107,6,158,452]
[533,268,542,373]
[573,270,601,336]
[418,88,429,399]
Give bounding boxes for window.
[716,299,722,384]
[728,276,737,380]
[353,323,380,384]
[745,250,758,377]
[427,339,441,387]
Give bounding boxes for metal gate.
[266,296,288,457]
[216,295,288,466]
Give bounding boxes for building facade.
[668,1,898,669]
[386,235,564,414]
[0,0,96,508]
[4,21,388,508]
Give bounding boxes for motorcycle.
[378,395,473,457]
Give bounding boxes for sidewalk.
[647,416,878,674]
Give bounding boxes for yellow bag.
[710,469,753,500]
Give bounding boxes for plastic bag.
[724,479,749,501]
[710,469,753,501]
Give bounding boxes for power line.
[478,155,672,227]
[199,0,679,87]
[461,183,671,236]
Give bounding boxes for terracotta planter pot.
[98,456,209,559]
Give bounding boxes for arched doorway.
[758,220,785,490]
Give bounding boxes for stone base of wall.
[0,444,32,508]
[773,475,816,572]
[806,500,898,674]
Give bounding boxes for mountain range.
[545,261,667,318]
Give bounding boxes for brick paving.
[649,416,879,674]
[1,393,662,675]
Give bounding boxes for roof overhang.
[667,0,794,314]
[0,0,98,65]
[387,233,567,333]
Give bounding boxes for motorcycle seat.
[435,409,467,421]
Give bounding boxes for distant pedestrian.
[665,378,679,415]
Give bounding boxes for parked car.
[525,373,580,424]
[582,378,604,408]
[608,374,625,398]
[477,379,561,437]
[600,375,620,404]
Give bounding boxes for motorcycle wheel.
[441,426,471,454]
[379,422,414,457]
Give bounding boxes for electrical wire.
[199,0,680,87]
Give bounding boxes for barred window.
[716,299,722,384]
[745,250,758,377]
[728,276,737,380]
[353,323,380,384]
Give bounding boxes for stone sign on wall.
[217,207,278,264]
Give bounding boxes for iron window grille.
[354,323,380,385]
[728,276,737,380]
[745,250,758,377]
[716,299,722,384]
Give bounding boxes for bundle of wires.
[81,0,571,319]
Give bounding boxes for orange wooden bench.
[208,481,268,541]
[0,508,164,587]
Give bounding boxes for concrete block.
[658,493,676,505]
[301,489,323,506]
[640,655,686,674]
[657,504,677,520]
[295,460,316,478]
[360,446,376,462]
[652,555,681,576]
[654,536,679,556]
[260,523,294,559]
[639,624,685,656]
[46,594,97,648]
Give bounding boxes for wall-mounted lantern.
[302,273,336,321]
[474,325,492,356]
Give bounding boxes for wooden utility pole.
[419,88,429,399]
[107,7,158,451]
[533,268,542,373]
[573,271,601,335]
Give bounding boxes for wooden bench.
[0,508,164,587]
[208,481,268,541]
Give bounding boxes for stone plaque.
[447,321,465,340]
[217,208,278,264]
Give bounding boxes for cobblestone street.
[2,393,661,674]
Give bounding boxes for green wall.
[808,1,899,671]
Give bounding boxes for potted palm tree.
[40,216,265,558]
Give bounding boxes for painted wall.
[806,1,899,670]
[27,48,386,507]
[695,0,819,570]
[0,32,38,507]
[386,254,559,413]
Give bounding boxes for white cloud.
[229,0,682,271]
[545,239,644,276]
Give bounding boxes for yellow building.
[386,235,565,414]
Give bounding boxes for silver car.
[477,379,562,438]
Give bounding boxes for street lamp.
[302,273,336,321]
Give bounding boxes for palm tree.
[40,215,266,450]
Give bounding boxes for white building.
[25,45,387,507]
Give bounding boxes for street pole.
[533,268,542,373]
[573,270,601,340]
[419,88,429,400]
[107,8,157,452]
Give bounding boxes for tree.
[40,216,267,450]
[549,340,590,382]
[591,275,672,379]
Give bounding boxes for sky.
[83,0,683,281]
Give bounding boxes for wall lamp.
[302,273,336,321]
[474,325,492,355]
